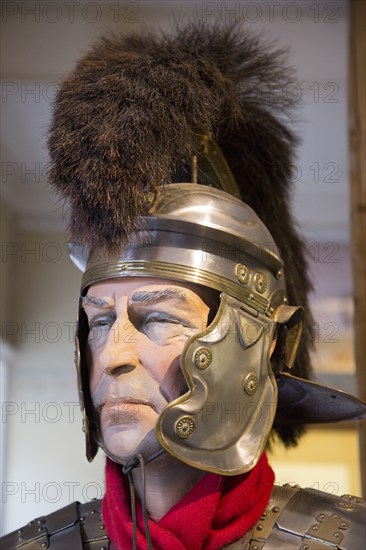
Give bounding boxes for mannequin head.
[83,276,216,463]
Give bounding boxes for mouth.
[100,397,159,414]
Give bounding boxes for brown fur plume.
[48,23,313,445]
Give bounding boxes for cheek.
[141,334,187,378]
[140,330,196,397]
[159,356,188,402]
[85,344,102,396]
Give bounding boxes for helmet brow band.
[82,260,269,315]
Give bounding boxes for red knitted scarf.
[102,452,274,550]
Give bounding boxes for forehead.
[85,276,214,308]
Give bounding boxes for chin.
[101,423,161,464]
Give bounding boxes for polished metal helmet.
[70,182,366,475]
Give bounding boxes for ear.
[274,305,303,369]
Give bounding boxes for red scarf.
[103,452,274,550]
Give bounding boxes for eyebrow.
[130,288,191,305]
[81,295,114,309]
[81,288,192,310]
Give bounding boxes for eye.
[144,313,184,327]
[89,315,116,330]
[87,315,117,348]
[139,312,192,344]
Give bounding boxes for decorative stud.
[145,191,156,208]
[243,373,259,396]
[194,347,212,370]
[235,263,250,284]
[175,417,195,439]
[336,500,355,511]
[254,272,267,293]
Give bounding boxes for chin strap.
[122,448,165,550]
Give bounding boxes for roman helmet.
[48,24,366,475]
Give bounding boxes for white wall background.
[1,0,359,535]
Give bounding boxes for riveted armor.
[2,487,365,549]
[1,500,108,550]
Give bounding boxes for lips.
[100,397,159,414]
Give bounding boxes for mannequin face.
[83,277,213,463]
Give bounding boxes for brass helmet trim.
[82,259,270,316]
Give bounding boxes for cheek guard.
[157,294,278,475]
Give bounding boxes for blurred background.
[1,0,362,534]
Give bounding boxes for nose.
[98,319,141,376]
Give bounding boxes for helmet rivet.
[235,263,250,284]
[175,417,195,439]
[145,191,155,208]
[194,347,212,369]
[243,373,259,395]
[254,272,267,293]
